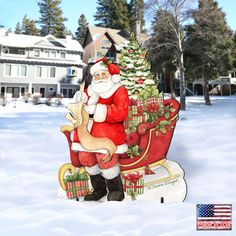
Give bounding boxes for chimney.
[0,26,6,36]
[66,35,73,41]
[135,21,141,38]
[131,21,141,39]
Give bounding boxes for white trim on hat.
[90,61,108,76]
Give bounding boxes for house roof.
[0,33,83,52]
[87,25,129,47]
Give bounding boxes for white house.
[0,28,84,98]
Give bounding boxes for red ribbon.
[123,172,143,191]
[129,98,138,106]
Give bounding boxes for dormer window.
[45,51,50,57]
[34,50,40,57]
[67,67,77,76]
[51,51,56,58]
[60,52,66,59]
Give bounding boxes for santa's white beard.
[91,76,114,95]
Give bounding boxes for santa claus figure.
[72,58,129,201]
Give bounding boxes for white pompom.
[112,74,120,83]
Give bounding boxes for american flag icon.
[197,204,232,230]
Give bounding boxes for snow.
[0,96,235,236]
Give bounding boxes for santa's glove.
[73,91,88,103]
[85,104,96,115]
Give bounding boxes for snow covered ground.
[0,96,235,236]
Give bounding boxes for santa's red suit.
[70,59,129,180]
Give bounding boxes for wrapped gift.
[124,105,149,133]
[138,97,164,117]
[64,172,89,199]
[123,172,144,196]
[138,85,165,117]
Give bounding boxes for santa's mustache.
[93,79,108,83]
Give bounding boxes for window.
[45,51,50,57]
[1,87,5,96]
[34,50,40,57]
[2,47,9,54]
[18,49,25,55]
[21,87,25,96]
[5,64,12,76]
[101,39,110,44]
[36,66,42,77]
[49,87,54,92]
[50,67,56,78]
[231,72,236,78]
[60,52,66,59]
[51,51,56,58]
[5,64,27,77]
[97,51,103,57]
[101,46,110,50]
[67,67,77,76]
[20,65,27,77]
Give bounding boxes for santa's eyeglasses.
[94,71,109,80]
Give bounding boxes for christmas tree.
[119,33,155,98]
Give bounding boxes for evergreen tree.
[94,0,130,31]
[119,33,155,98]
[186,0,234,105]
[21,15,38,35]
[64,27,73,36]
[38,0,67,38]
[129,0,145,32]
[75,14,87,46]
[148,9,177,98]
[232,31,236,68]
[15,22,22,34]
[7,28,12,33]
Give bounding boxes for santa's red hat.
[90,58,120,83]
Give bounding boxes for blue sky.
[0,0,235,33]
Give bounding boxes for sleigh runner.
[58,96,187,203]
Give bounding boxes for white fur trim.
[87,119,93,132]
[85,164,101,175]
[87,85,98,97]
[87,94,99,105]
[90,61,108,76]
[99,82,122,99]
[101,164,120,179]
[93,104,107,122]
[71,143,128,154]
[112,74,120,83]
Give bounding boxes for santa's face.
[91,70,114,94]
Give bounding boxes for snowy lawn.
[0,96,235,236]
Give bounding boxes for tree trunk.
[179,52,186,110]
[204,75,211,105]
[170,71,176,99]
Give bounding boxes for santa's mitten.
[85,104,96,115]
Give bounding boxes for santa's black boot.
[84,174,107,201]
[106,174,125,201]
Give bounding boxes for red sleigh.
[119,99,180,173]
